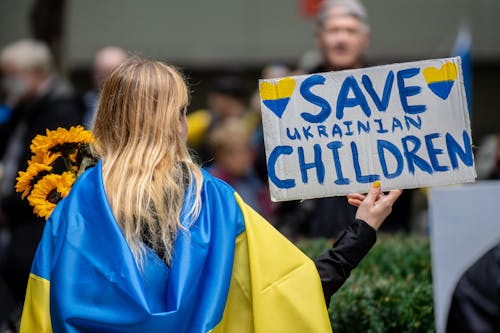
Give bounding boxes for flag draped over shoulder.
[20,161,331,333]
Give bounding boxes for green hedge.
[298,234,434,333]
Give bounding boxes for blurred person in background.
[475,133,500,180]
[446,240,500,333]
[0,39,82,329]
[275,0,412,239]
[208,118,273,219]
[308,0,370,73]
[82,46,128,128]
[187,75,255,164]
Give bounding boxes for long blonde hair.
[92,58,202,266]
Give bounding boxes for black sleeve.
[314,219,376,304]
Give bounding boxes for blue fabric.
[452,23,472,114]
[30,161,245,332]
[0,105,11,124]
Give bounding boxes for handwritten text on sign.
[259,57,476,201]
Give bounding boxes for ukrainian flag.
[20,161,331,332]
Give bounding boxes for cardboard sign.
[259,57,476,201]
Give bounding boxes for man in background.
[82,46,128,127]
[0,39,82,328]
[277,0,412,239]
[311,0,370,72]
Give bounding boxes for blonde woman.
[20,59,401,333]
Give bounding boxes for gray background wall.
[1,0,499,66]
[1,0,499,139]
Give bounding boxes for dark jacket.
[446,242,500,333]
[314,219,376,304]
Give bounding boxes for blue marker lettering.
[377,139,404,179]
[392,117,404,132]
[286,127,301,141]
[351,142,380,183]
[397,68,426,114]
[404,115,422,130]
[362,70,394,111]
[267,145,295,189]
[401,135,432,174]
[343,121,354,136]
[317,125,328,138]
[425,133,449,172]
[298,144,325,184]
[302,126,314,140]
[331,124,343,138]
[373,118,389,133]
[326,141,350,185]
[336,75,371,120]
[357,120,370,135]
[446,130,474,170]
[300,75,332,123]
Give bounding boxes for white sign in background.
[429,181,500,333]
[259,57,476,201]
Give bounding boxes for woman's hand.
[347,181,402,231]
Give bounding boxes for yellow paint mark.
[259,78,296,100]
[423,62,458,84]
[259,82,277,100]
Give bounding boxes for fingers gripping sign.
[348,181,402,230]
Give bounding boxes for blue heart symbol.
[423,63,458,100]
[263,98,290,119]
[427,81,455,100]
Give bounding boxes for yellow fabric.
[211,232,253,333]
[20,273,52,333]
[187,109,212,147]
[213,193,332,332]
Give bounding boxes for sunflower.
[30,130,61,157]
[30,126,94,157]
[68,151,78,163]
[28,172,76,219]
[20,126,96,220]
[15,162,53,199]
[64,126,94,145]
[30,151,61,165]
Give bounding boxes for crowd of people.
[0,0,497,332]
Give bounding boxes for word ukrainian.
[260,57,476,201]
